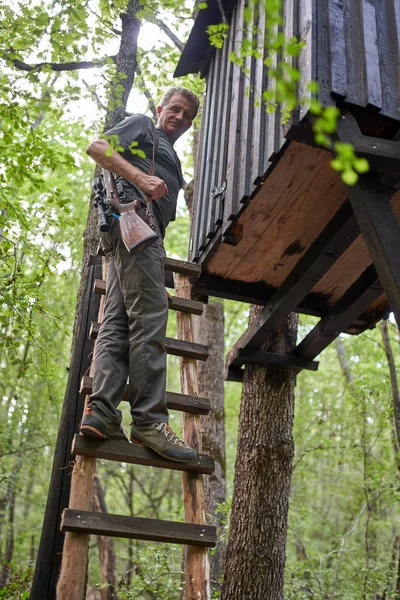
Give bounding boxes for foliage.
[1,1,399,599]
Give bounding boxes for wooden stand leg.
[174,273,210,600]
[346,171,400,328]
[56,456,96,600]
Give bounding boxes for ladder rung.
[88,325,209,361]
[166,338,209,360]
[96,247,202,279]
[164,257,201,278]
[93,280,203,315]
[80,376,211,415]
[168,296,204,315]
[61,509,216,547]
[72,435,215,474]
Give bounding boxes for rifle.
[92,123,158,254]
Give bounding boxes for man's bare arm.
[86,139,168,200]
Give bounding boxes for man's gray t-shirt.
[104,114,184,237]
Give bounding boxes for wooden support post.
[174,273,210,600]
[57,258,107,599]
[346,171,400,328]
[55,456,96,599]
[30,257,101,600]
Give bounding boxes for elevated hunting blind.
[175,0,400,379]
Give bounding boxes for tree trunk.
[221,309,298,600]
[193,301,226,593]
[380,319,400,453]
[0,482,15,589]
[93,477,118,600]
[31,1,141,597]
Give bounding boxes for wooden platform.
[196,141,400,333]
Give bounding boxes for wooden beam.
[174,273,210,598]
[88,325,209,361]
[295,264,383,360]
[93,279,204,315]
[344,171,400,328]
[72,436,215,474]
[61,510,217,547]
[337,111,400,175]
[30,259,102,600]
[226,201,360,358]
[225,348,319,380]
[165,257,202,278]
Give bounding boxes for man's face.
[156,93,196,143]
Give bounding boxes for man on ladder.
[80,86,199,463]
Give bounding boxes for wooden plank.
[72,435,215,475]
[236,0,256,208]
[212,25,234,230]
[375,0,400,118]
[207,143,329,281]
[251,0,267,184]
[168,296,204,316]
[298,0,315,121]
[165,257,202,278]
[169,338,210,361]
[61,510,217,547]
[346,171,400,328]
[202,46,223,245]
[343,0,366,106]
[174,273,210,597]
[198,57,219,251]
[88,324,209,360]
[190,81,210,261]
[232,148,347,285]
[351,136,400,174]
[295,264,383,360]
[223,0,245,227]
[265,17,279,163]
[329,0,347,98]
[361,0,382,109]
[79,375,211,415]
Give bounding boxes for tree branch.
[135,65,157,120]
[2,52,116,73]
[146,16,185,51]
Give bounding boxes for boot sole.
[80,425,106,439]
[130,436,194,463]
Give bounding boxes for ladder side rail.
[56,257,107,599]
[174,273,211,600]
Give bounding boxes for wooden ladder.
[56,255,216,599]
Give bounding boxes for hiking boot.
[80,407,129,442]
[130,422,196,463]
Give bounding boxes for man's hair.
[159,87,200,119]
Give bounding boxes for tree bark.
[380,319,400,453]
[193,301,226,593]
[221,309,298,600]
[0,482,15,589]
[31,2,142,597]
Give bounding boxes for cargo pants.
[89,213,169,425]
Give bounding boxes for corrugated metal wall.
[189,0,400,263]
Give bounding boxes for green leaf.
[353,157,370,174]
[342,169,359,185]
